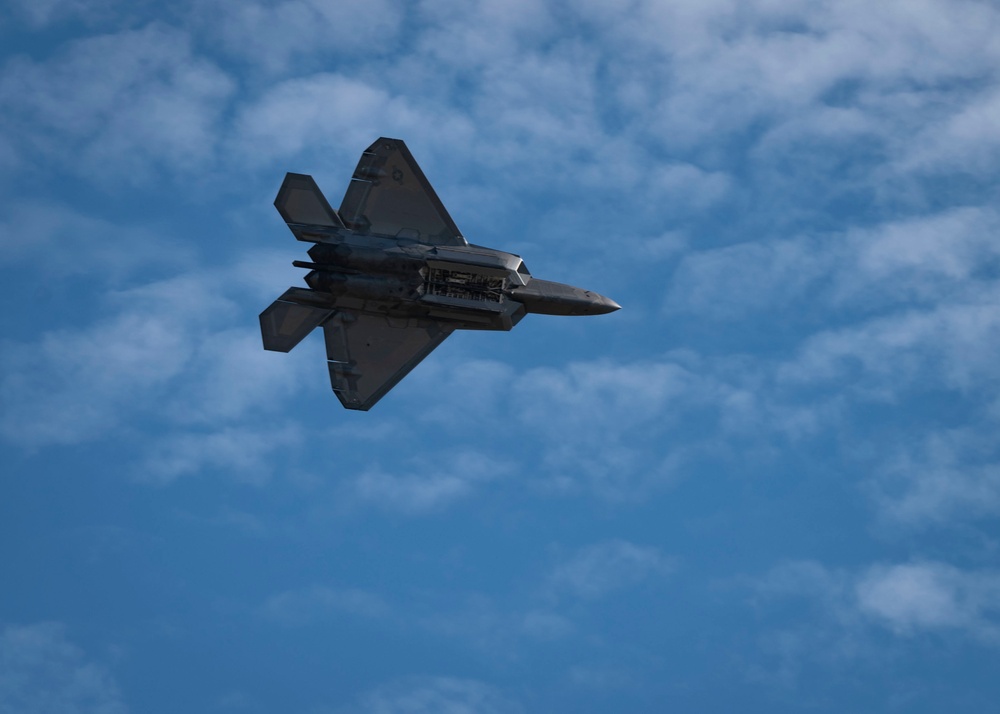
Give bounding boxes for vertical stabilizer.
[274,173,345,237]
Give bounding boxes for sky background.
[2,0,1000,712]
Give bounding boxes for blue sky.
[2,0,1000,711]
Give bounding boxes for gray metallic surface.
[260,137,618,410]
[339,138,466,245]
[323,313,454,410]
[259,290,334,352]
[274,173,345,230]
[508,279,622,316]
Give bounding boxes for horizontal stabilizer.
[260,289,334,352]
[274,173,345,233]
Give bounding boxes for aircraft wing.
[339,137,467,246]
[322,311,454,410]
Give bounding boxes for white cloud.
[0,202,195,281]
[754,558,1000,647]
[868,428,1000,529]
[513,360,695,434]
[547,540,672,601]
[509,359,711,497]
[753,559,849,606]
[744,560,872,688]
[234,74,394,162]
[350,450,511,514]
[518,610,575,640]
[3,0,997,517]
[348,676,523,714]
[406,353,761,499]
[411,358,516,425]
[744,556,1000,688]
[5,0,998,200]
[6,0,128,28]
[660,208,1000,412]
[206,0,404,74]
[847,209,1000,294]
[0,622,126,714]
[665,235,837,321]
[856,562,1000,640]
[1,302,196,446]
[161,328,305,425]
[667,207,1000,320]
[778,295,1000,393]
[0,253,310,455]
[414,352,724,497]
[353,469,475,513]
[417,595,574,652]
[379,541,669,657]
[416,0,555,68]
[233,73,474,168]
[0,24,234,179]
[630,0,998,128]
[889,85,1000,180]
[137,424,302,485]
[260,585,388,625]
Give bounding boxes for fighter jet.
[260,137,619,410]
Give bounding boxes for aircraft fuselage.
[260,137,618,410]
[290,230,618,332]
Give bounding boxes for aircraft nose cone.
[587,293,620,314]
[511,279,621,315]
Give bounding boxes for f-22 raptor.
[260,137,619,411]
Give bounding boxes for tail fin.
[259,288,334,353]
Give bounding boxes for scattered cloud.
[751,558,1000,661]
[137,424,302,485]
[417,595,574,652]
[778,295,1000,394]
[349,450,512,514]
[260,586,388,626]
[1,1,999,711]
[160,328,306,425]
[0,255,309,462]
[547,540,673,601]
[346,676,523,714]
[856,562,1000,640]
[0,622,127,714]
[895,85,1000,176]
[233,74,401,165]
[6,0,121,28]
[666,207,1000,321]
[205,0,404,74]
[0,202,195,282]
[742,557,1000,691]
[405,354,722,499]
[1,298,198,446]
[0,24,234,179]
[233,73,474,168]
[412,542,672,652]
[867,427,1000,529]
[2,0,1000,711]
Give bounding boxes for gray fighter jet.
[260,137,619,410]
